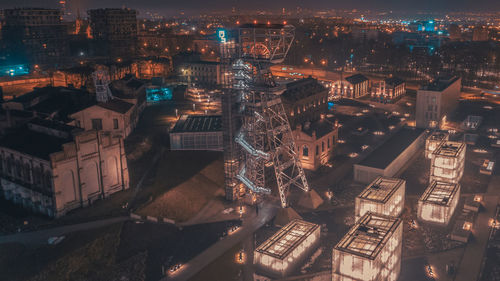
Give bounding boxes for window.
[75,120,81,128]
[303,145,309,157]
[328,139,330,148]
[316,145,319,155]
[113,119,119,129]
[91,119,103,130]
[322,141,325,152]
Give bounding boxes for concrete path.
[0,216,129,245]
[454,175,500,281]
[161,202,278,281]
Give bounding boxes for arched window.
[15,160,22,178]
[7,156,13,175]
[302,145,309,157]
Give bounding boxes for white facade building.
[416,76,461,129]
[169,115,223,151]
[425,130,449,159]
[417,181,460,225]
[332,212,403,281]
[355,176,406,221]
[430,141,466,184]
[0,121,129,217]
[254,219,320,278]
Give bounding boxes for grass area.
[188,243,244,281]
[30,224,122,281]
[0,223,130,281]
[135,150,224,222]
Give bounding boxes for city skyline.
[1,0,500,16]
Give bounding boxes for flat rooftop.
[421,76,460,91]
[335,213,401,259]
[428,130,449,142]
[359,127,424,169]
[171,115,222,133]
[357,177,405,203]
[0,127,71,160]
[433,141,465,158]
[255,219,319,260]
[419,181,460,206]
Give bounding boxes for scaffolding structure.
[425,130,449,159]
[92,69,113,102]
[417,180,460,225]
[355,177,405,221]
[430,141,466,184]
[220,23,309,207]
[254,219,320,277]
[332,212,403,281]
[219,29,242,201]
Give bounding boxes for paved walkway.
[0,216,129,245]
[161,202,278,281]
[454,175,500,281]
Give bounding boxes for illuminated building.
[293,118,338,171]
[355,177,405,221]
[417,181,460,225]
[178,61,221,88]
[2,8,69,68]
[169,115,223,151]
[88,8,138,59]
[425,130,449,159]
[331,74,369,99]
[146,87,173,102]
[430,141,466,184]
[416,76,461,129]
[472,26,489,41]
[0,121,129,217]
[281,78,339,171]
[254,219,320,278]
[0,64,30,77]
[383,77,406,101]
[463,115,482,131]
[372,77,406,102]
[332,212,403,281]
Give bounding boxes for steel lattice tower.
[224,24,309,208]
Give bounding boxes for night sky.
[1,0,498,15]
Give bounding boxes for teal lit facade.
[0,64,29,77]
[146,87,172,102]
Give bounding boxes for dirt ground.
[136,151,224,222]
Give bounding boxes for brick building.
[281,78,338,170]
